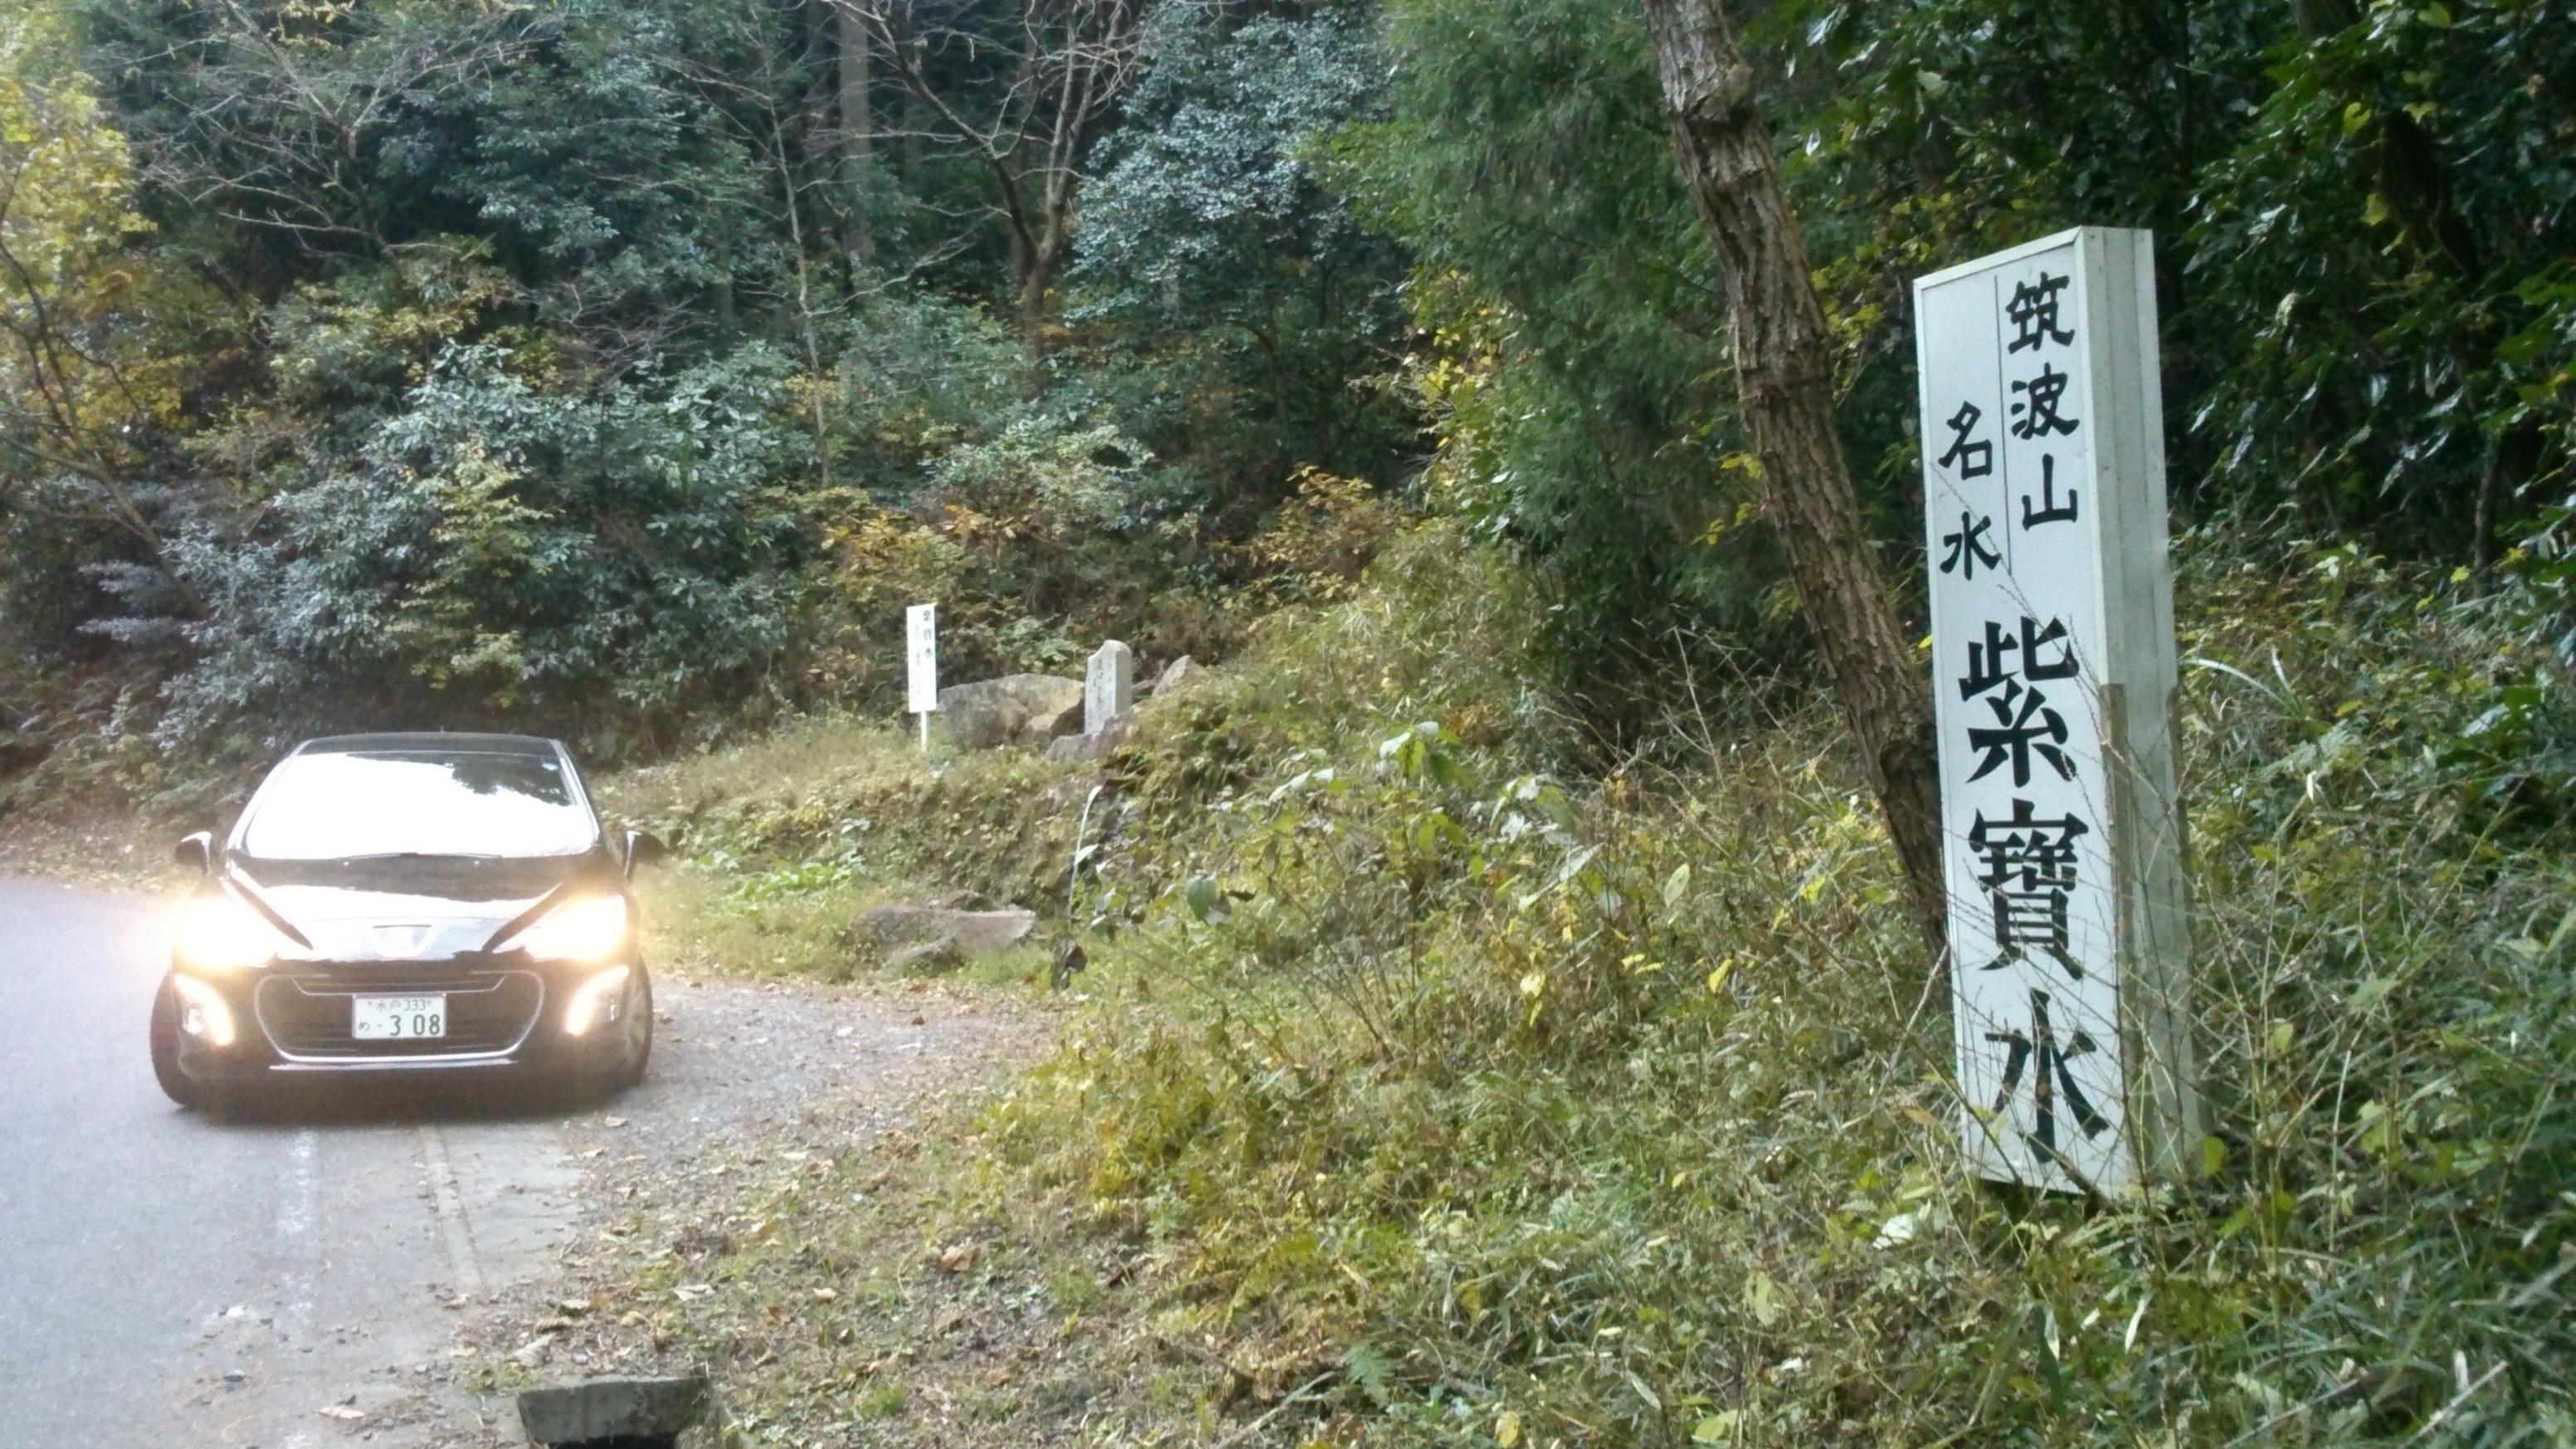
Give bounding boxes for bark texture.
[1642,0,1949,954]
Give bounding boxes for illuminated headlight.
[564,964,632,1037]
[509,895,630,964]
[174,894,288,972]
[169,973,237,1046]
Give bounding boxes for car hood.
[227,851,617,962]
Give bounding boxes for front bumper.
[169,952,638,1086]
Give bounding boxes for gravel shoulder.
[433,968,1245,1449]
[410,973,1058,1446]
[0,799,168,890]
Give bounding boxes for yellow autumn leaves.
[1,0,183,563]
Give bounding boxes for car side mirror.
[173,832,214,876]
[622,831,667,876]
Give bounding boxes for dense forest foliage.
[2,0,2570,782]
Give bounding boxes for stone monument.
[1085,640,1134,737]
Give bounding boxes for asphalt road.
[0,877,583,1448]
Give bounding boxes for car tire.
[611,964,653,1092]
[198,1080,256,1122]
[149,975,198,1109]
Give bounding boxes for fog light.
[564,965,632,1037]
[170,973,237,1047]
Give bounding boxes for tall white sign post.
[905,603,938,755]
[1915,227,2200,1195]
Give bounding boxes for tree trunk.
[1642,0,1949,956]
[1018,229,1059,341]
[837,0,874,266]
[1017,172,1073,343]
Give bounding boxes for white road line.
[276,1129,319,1242]
[273,1128,321,1449]
[417,1125,486,1297]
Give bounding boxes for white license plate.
[352,994,447,1041]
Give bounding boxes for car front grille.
[253,971,545,1060]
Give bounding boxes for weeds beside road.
[617,527,2576,1447]
[446,977,1110,1449]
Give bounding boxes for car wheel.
[611,964,653,1091]
[149,975,198,1109]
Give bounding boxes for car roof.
[294,732,567,758]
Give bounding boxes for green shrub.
[986,529,2576,1447]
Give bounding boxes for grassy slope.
[595,717,1097,988]
[47,522,2556,1447]
[965,529,2575,1447]
[608,525,2576,1446]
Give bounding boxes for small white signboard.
[1915,227,2199,1194]
[905,604,938,750]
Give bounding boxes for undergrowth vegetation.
[598,719,1090,985]
[944,525,2576,1447]
[588,521,1533,989]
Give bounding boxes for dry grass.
[465,1063,1241,1449]
[597,715,930,826]
[598,712,1099,985]
[969,531,2576,1447]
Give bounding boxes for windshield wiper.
[334,851,509,862]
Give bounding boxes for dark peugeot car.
[151,733,662,1111]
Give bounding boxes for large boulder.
[936,674,1083,750]
[885,936,966,974]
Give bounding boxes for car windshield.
[237,749,595,861]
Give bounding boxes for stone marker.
[1046,708,1134,764]
[1084,641,1134,736]
[1915,225,2199,1195]
[517,1372,711,1447]
[934,674,1082,750]
[856,905,1037,955]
